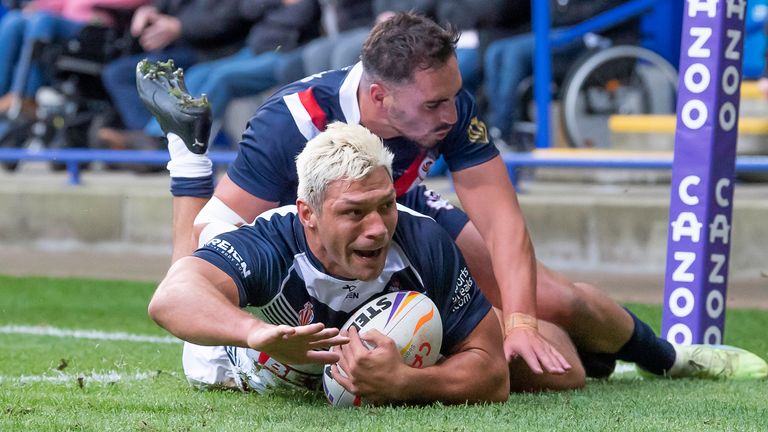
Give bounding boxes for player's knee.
[538,275,585,327]
[560,362,587,390]
[508,320,586,392]
[507,359,586,392]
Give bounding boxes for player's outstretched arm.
[148,256,348,364]
[333,310,509,405]
[452,155,569,373]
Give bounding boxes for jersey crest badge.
[298,302,315,326]
[467,117,489,144]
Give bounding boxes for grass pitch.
[1,274,767,431]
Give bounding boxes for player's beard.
[390,122,447,149]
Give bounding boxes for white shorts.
[182,342,323,393]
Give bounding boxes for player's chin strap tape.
[167,133,214,197]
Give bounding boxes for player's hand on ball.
[504,327,571,375]
[332,327,404,404]
[246,322,349,365]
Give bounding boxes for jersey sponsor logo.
[451,267,473,312]
[298,301,314,326]
[206,238,251,278]
[467,117,489,144]
[423,189,454,211]
[342,284,359,299]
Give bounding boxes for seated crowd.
[0,0,641,165]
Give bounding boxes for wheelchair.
[558,38,678,148]
[508,0,681,150]
[0,7,137,172]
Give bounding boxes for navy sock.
[615,308,676,375]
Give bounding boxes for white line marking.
[0,325,181,344]
[0,370,168,385]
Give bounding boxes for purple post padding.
[662,1,746,345]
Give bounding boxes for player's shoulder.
[455,88,478,114]
[225,205,299,251]
[249,205,300,234]
[394,204,454,249]
[264,67,350,106]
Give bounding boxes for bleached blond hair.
[296,122,394,211]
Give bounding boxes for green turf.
[1,274,767,431]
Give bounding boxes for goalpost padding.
[662,1,747,345]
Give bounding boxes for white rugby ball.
[322,291,442,407]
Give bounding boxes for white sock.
[166,133,212,178]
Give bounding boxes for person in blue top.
[148,122,514,404]
[139,12,768,390]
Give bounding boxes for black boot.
[135,59,211,154]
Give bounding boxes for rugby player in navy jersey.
[139,12,767,388]
[149,123,520,403]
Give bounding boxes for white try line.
[0,370,166,385]
[0,325,181,344]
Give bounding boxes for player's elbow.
[147,288,167,326]
[147,279,176,329]
[461,353,509,404]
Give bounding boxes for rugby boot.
[578,351,617,379]
[136,59,211,154]
[639,344,768,380]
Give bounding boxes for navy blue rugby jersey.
[228,62,499,205]
[192,204,491,354]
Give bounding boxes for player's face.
[311,167,398,281]
[385,56,462,148]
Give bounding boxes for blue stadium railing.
[1,1,766,184]
[2,148,768,189]
[0,149,235,185]
[502,153,768,187]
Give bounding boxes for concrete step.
[0,167,766,278]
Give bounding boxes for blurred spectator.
[295,0,373,79]
[294,0,529,177]
[142,0,319,139]
[300,0,529,98]
[98,0,253,148]
[419,0,530,97]
[100,0,320,150]
[484,0,639,149]
[0,0,147,117]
